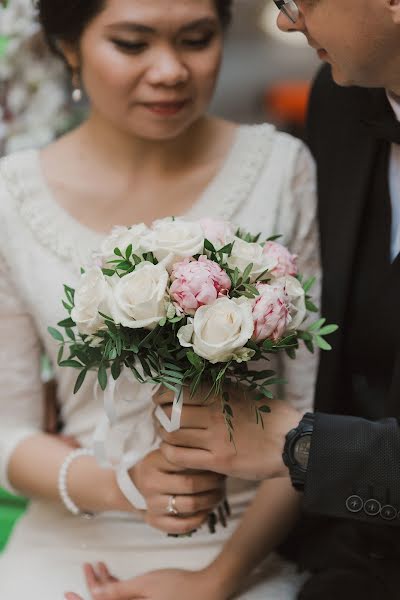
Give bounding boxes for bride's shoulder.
[236,122,309,159]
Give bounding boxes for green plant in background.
[0,489,28,552]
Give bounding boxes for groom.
[157,0,400,597]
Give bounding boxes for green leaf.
[111,361,122,380]
[304,340,315,354]
[286,347,297,359]
[48,327,64,343]
[262,339,275,351]
[204,239,216,253]
[258,405,271,413]
[315,335,332,351]
[187,351,203,370]
[266,234,282,242]
[62,300,73,313]
[224,404,234,418]
[102,268,115,277]
[218,242,234,255]
[308,318,326,332]
[242,263,254,283]
[114,247,123,257]
[65,328,76,342]
[305,300,319,313]
[98,363,108,391]
[57,345,64,365]
[74,369,88,394]
[318,324,339,336]
[125,244,133,260]
[60,359,84,369]
[303,277,316,294]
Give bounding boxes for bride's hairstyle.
[37,0,233,57]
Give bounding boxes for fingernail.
[208,512,217,534]
[218,505,227,528]
[224,499,231,517]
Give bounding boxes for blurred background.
[0,0,320,551]
[0,0,320,156]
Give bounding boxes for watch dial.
[293,435,311,469]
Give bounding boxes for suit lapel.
[315,90,383,413]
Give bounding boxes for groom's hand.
[154,389,301,481]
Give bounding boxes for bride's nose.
[147,50,189,87]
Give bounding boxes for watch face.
[293,435,311,469]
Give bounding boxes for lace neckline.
[1,123,276,264]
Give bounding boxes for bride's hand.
[130,449,225,535]
[65,562,229,600]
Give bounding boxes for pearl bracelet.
[58,448,95,518]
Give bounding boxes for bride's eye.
[182,32,215,50]
[111,39,148,54]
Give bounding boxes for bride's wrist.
[66,454,134,513]
[202,558,244,599]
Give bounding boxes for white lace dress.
[0,124,319,599]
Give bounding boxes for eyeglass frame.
[273,0,300,24]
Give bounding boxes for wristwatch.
[282,412,315,491]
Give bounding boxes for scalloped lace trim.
[0,124,276,263]
[0,150,103,266]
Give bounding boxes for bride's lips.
[143,100,190,116]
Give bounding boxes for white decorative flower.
[177,296,254,363]
[199,218,235,249]
[275,275,307,331]
[71,267,111,336]
[99,224,150,265]
[145,218,204,270]
[110,262,169,330]
[227,238,277,283]
[0,1,70,155]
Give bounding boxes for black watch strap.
[282,412,315,491]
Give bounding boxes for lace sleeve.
[0,249,44,493]
[278,142,321,414]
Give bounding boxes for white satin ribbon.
[91,367,158,510]
[154,385,183,433]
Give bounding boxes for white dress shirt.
[387,92,400,261]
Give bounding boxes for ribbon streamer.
[154,385,183,433]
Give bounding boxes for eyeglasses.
[274,0,300,24]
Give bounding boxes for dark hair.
[37,0,233,55]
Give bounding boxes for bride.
[0,0,318,598]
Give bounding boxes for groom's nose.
[276,10,306,33]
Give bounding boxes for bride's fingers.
[148,488,224,516]
[84,563,101,587]
[145,510,210,534]
[97,562,119,584]
[64,594,83,600]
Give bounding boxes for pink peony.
[170,255,231,315]
[262,241,298,278]
[252,282,291,342]
[199,218,235,249]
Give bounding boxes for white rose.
[227,238,278,283]
[178,297,254,363]
[275,275,307,331]
[145,218,204,269]
[100,224,150,265]
[71,267,111,335]
[110,262,169,329]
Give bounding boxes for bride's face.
[64,0,223,141]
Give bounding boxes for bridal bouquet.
[49,217,336,435]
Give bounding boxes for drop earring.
[71,70,82,103]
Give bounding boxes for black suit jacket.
[302,65,400,527]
